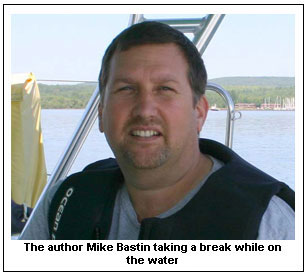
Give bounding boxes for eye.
[118,86,133,91]
[159,86,173,91]
[114,86,136,95]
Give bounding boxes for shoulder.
[258,195,295,240]
[18,179,64,240]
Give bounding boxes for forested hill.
[206,76,294,108]
[38,77,295,109]
[39,83,97,109]
[208,76,295,87]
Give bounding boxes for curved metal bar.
[129,14,145,25]
[206,82,236,148]
[47,86,100,184]
[145,18,204,33]
[193,14,225,55]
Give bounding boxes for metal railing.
[206,82,238,148]
[130,14,225,55]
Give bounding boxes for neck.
[122,152,212,222]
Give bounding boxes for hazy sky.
[11,13,295,82]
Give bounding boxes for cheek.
[103,102,128,134]
[166,104,198,134]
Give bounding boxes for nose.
[132,89,158,119]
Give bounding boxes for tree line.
[206,85,294,108]
[38,77,295,109]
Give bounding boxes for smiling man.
[98,43,212,223]
[20,21,294,240]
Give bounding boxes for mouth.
[128,127,163,142]
[131,130,161,138]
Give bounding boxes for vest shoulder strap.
[48,167,123,240]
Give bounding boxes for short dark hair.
[98,21,207,104]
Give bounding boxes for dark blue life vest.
[48,139,294,240]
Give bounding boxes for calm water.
[41,109,295,190]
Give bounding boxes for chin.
[122,149,170,170]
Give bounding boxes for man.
[20,21,294,240]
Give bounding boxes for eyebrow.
[112,77,136,84]
[153,76,179,84]
[112,75,180,84]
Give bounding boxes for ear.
[195,95,209,134]
[98,101,104,133]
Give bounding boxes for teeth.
[132,130,159,137]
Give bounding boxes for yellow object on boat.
[11,73,47,208]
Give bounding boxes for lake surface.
[41,109,295,190]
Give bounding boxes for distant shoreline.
[38,76,295,109]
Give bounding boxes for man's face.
[99,43,208,169]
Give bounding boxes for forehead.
[108,43,189,81]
